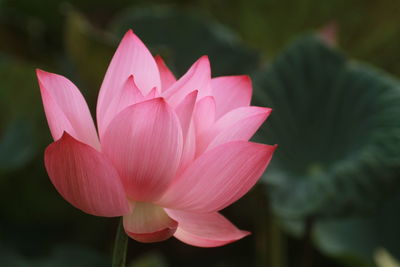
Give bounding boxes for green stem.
[256,186,286,267]
[112,218,128,267]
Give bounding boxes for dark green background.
[1,0,400,266]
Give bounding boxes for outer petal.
[157,141,276,212]
[155,55,176,91]
[97,30,161,134]
[44,132,130,217]
[123,202,177,243]
[102,98,183,202]
[211,75,252,118]
[197,106,272,155]
[166,210,250,247]
[36,69,99,149]
[162,56,211,107]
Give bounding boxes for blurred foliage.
[254,35,400,219]
[64,6,259,100]
[128,251,168,267]
[197,0,400,75]
[374,248,400,267]
[0,120,36,172]
[1,0,400,267]
[254,34,400,265]
[0,243,108,267]
[313,189,400,266]
[108,6,259,77]
[0,55,42,172]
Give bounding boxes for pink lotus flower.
[36,30,276,247]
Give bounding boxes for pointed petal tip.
[35,68,53,81]
[154,54,163,62]
[254,106,272,114]
[242,75,253,87]
[122,29,146,44]
[241,230,251,237]
[214,230,251,247]
[189,55,210,69]
[183,230,250,248]
[125,29,134,37]
[230,74,251,83]
[189,90,199,97]
[252,141,278,154]
[124,74,141,89]
[258,142,278,162]
[242,74,251,81]
[198,55,210,66]
[60,130,73,140]
[121,29,142,44]
[35,68,45,76]
[153,96,166,103]
[200,55,209,61]
[265,107,273,115]
[146,87,158,98]
[156,97,171,106]
[54,131,83,145]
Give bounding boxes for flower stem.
[112,218,128,267]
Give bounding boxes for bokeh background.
[1,0,400,266]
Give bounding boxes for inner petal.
[123,202,177,243]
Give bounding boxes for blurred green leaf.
[64,9,114,107]
[0,120,36,172]
[198,0,400,75]
[314,190,400,267]
[0,243,30,267]
[129,251,168,267]
[0,55,40,121]
[0,55,43,171]
[254,35,400,218]
[0,243,108,267]
[33,244,109,267]
[375,248,400,267]
[109,6,259,77]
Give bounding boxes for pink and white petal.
[162,56,211,107]
[200,106,272,153]
[193,96,216,138]
[97,30,161,133]
[155,55,176,92]
[44,132,130,217]
[177,121,196,175]
[175,90,198,140]
[123,202,177,243]
[157,141,276,212]
[102,98,183,202]
[211,75,252,118]
[166,209,250,247]
[36,69,99,149]
[144,87,159,100]
[100,76,145,137]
